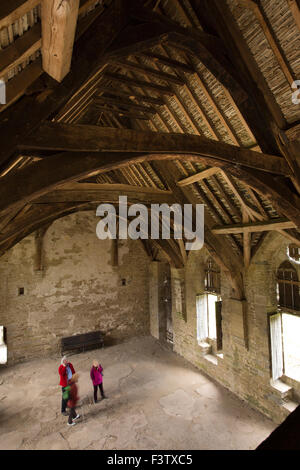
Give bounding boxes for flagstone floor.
[0,336,276,450]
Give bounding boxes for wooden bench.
[61,330,104,355]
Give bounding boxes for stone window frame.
[204,257,221,295]
[196,292,223,359]
[0,326,7,365]
[276,261,300,312]
[268,310,300,410]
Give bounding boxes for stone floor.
[0,336,276,450]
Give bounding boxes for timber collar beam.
[19,124,290,176]
[212,218,297,234]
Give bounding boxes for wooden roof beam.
[177,167,220,186]
[287,0,300,32]
[138,52,195,74]
[220,171,265,221]
[189,0,286,150]
[0,57,43,112]
[0,22,41,80]
[0,0,176,168]
[103,72,174,96]
[94,95,157,114]
[20,123,290,176]
[1,148,300,230]
[154,160,244,298]
[92,104,151,121]
[108,59,185,85]
[41,0,80,83]
[212,218,296,234]
[95,86,165,105]
[236,0,297,86]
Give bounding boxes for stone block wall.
[0,211,150,363]
[164,232,300,423]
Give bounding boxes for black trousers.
[61,387,68,413]
[68,407,77,424]
[93,383,104,401]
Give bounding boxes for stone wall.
[0,211,150,363]
[2,207,299,424]
[161,232,300,424]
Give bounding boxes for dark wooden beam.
[103,72,174,96]
[104,19,176,59]
[0,22,41,78]
[129,1,283,154]
[19,124,290,175]
[0,149,299,235]
[92,104,150,121]
[138,51,195,74]
[35,183,175,205]
[108,59,185,85]
[0,0,127,171]
[94,95,157,114]
[190,0,286,146]
[212,218,296,234]
[152,161,244,298]
[0,0,179,172]
[96,86,165,106]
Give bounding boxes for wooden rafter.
[92,104,150,121]
[109,58,185,85]
[20,123,289,175]
[287,0,300,31]
[95,86,165,106]
[212,218,296,234]
[103,72,174,96]
[177,168,220,186]
[237,0,297,87]
[154,160,244,298]
[94,95,156,114]
[138,51,195,74]
[191,0,286,139]
[220,171,265,222]
[0,23,41,80]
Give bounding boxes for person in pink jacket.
[90,359,107,403]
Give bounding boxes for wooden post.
[111,238,119,267]
[41,0,80,82]
[34,227,48,271]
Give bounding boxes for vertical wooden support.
[111,238,119,267]
[171,267,186,322]
[242,299,249,350]
[41,0,80,82]
[34,227,48,271]
[242,210,251,269]
[243,231,251,269]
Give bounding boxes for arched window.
[287,244,300,264]
[277,261,300,311]
[197,258,223,354]
[204,257,221,294]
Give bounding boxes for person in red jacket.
[66,373,80,426]
[58,356,75,415]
